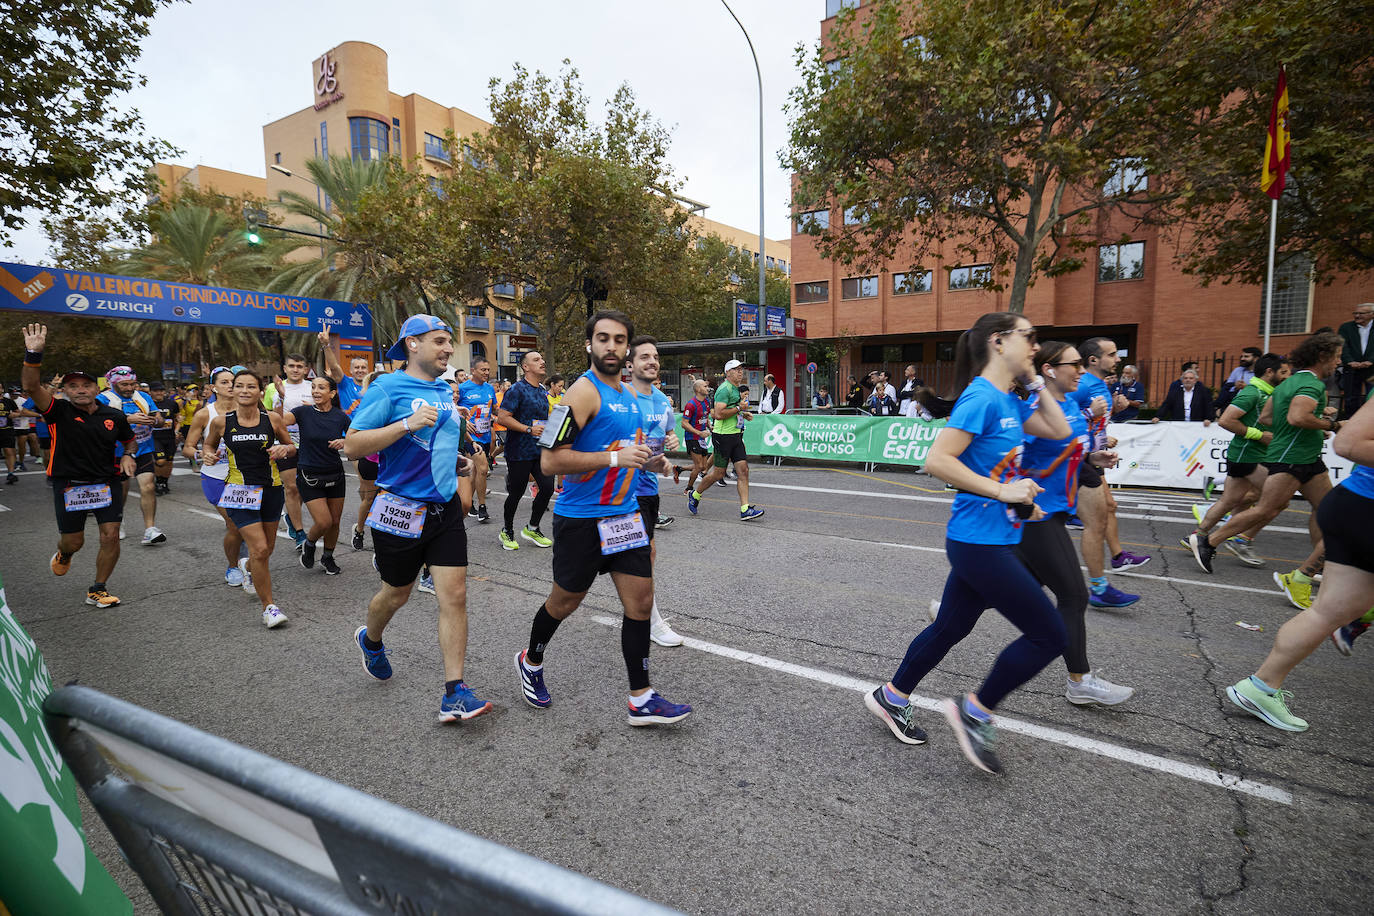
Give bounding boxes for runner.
[11,390,37,470]
[457,358,496,524]
[1186,332,1345,611]
[514,309,692,726]
[21,324,136,608]
[680,378,714,497]
[98,366,166,546]
[687,359,764,521]
[1225,394,1374,731]
[1018,341,1133,706]
[345,314,491,723]
[0,389,18,484]
[268,352,314,549]
[149,380,179,495]
[182,367,251,588]
[494,351,555,551]
[282,375,351,575]
[863,312,1070,774]
[202,370,296,628]
[177,384,203,468]
[628,336,686,647]
[1187,354,1291,567]
[490,378,510,467]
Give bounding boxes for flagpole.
[1263,196,1277,353]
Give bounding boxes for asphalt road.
[4,459,1372,915]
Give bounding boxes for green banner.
[0,571,132,915]
[738,414,947,466]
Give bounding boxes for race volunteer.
[22,324,136,609]
[98,366,165,546]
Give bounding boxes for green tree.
[689,234,790,337]
[1,0,179,243]
[784,0,1235,313]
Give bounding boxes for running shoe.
[520,526,552,548]
[299,540,316,568]
[1088,585,1140,609]
[50,551,70,577]
[1111,551,1151,571]
[1192,503,1231,527]
[5,473,16,485]
[320,555,341,576]
[1331,622,1369,656]
[1185,531,1216,574]
[928,599,941,622]
[655,515,675,529]
[672,465,682,485]
[118,525,126,540]
[650,614,684,647]
[351,525,365,550]
[941,697,1002,774]
[687,489,701,516]
[1064,514,1084,530]
[293,530,307,551]
[261,605,288,628]
[16,461,27,471]
[1065,672,1135,706]
[740,505,765,521]
[439,683,492,723]
[354,625,392,680]
[627,692,692,726]
[1222,537,1265,568]
[1226,678,1308,732]
[499,529,520,550]
[477,504,490,524]
[515,650,551,708]
[238,557,254,594]
[224,565,244,587]
[864,686,927,744]
[416,572,436,595]
[1273,571,1312,610]
[715,478,727,488]
[141,526,166,546]
[85,589,120,608]
[467,505,480,518]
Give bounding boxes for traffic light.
[243,206,268,247]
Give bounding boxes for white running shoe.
[1065,671,1134,706]
[928,599,941,622]
[238,557,254,594]
[650,608,684,647]
[141,526,166,546]
[224,566,244,587]
[118,525,126,540]
[261,605,288,628]
[1222,538,1265,568]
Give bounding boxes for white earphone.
[1045,368,1057,379]
[409,342,417,350]
[585,344,592,353]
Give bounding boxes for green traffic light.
[246,231,261,246]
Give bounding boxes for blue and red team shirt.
[338,376,365,415]
[1021,394,1089,516]
[944,376,1037,546]
[682,396,712,444]
[1070,371,1112,451]
[552,372,643,519]
[97,389,159,457]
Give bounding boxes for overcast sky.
[3,0,826,265]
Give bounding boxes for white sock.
[522,655,542,673]
[629,691,654,708]
[650,599,662,623]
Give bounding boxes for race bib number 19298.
[366,492,427,538]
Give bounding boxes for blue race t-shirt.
[1070,371,1111,451]
[634,385,674,497]
[1021,394,1089,516]
[499,378,549,463]
[350,373,463,503]
[21,398,49,439]
[457,380,496,444]
[338,376,365,415]
[554,372,643,519]
[945,376,1036,545]
[98,389,159,457]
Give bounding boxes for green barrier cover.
[743,414,946,466]
[0,571,132,915]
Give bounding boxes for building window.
[892,271,932,295]
[825,58,846,76]
[843,205,869,225]
[948,264,992,290]
[348,117,390,161]
[1097,242,1145,282]
[1260,252,1313,336]
[841,276,878,299]
[463,144,483,169]
[936,341,956,361]
[273,152,281,164]
[826,0,859,17]
[795,281,829,304]
[795,209,830,232]
[492,281,516,298]
[393,127,401,150]
[470,341,486,362]
[423,132,450,161]
[901,343,923,362]
[426,176,444,198]
[522,283,536,298]
[1104,158,1148,197]
[319,122,328,158]
[860,344,884,363]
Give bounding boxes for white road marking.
[592,614,1292,806]
[186,508,223,521]
[0,503,8,512]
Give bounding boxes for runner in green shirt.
[1187,332,1346,610]
[686,360,764,521]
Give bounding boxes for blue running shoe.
[515,650,551,708]
[354,625,392,680]
[439,683,492,723]
[224,565,244,587]
[416,572,435,595]
[1064,514,1084,530]
[627,692,692,726]
[687,489,700,516]
[740,505,765,521]
[1088,585,1140,609]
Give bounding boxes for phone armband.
[538,404,578,449]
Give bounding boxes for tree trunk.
[1006,240,1036,314]
[541,302,559,375]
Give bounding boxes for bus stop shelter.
[654,333,810,409]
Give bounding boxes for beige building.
[151,163,266,203]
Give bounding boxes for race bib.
[470,407,492,435]
[63,484,112,511]
[597,512,648,556]
[367,492,427,538]
[0,416,7,428]
[218,484,264,510]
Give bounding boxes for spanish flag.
[1262,67,1290,200]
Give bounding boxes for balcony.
[423,140,451,165]
[494,319,518,333]
[463,316,490,330]
[492,282,516,298]
[520,323,537,335]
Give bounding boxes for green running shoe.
[521,525,552,548]
[1226,678,1308,732]
[1273,570,1312,610]
[499,528,520,551]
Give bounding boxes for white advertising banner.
[1103,422,1356,491]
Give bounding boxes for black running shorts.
[712,432,747,469]
[1225,461,1260,480]
[550,512,652,593]
[225,486,285,530]
[131,451,156,477]
[1261,460,1328,486]
[687,440,710,457]
[636,494,659,542]
[297,467,347,502]
[372,494,467,588]
[1318,484,1374,575]
[51,477,123,534]
[357,457,378,481]
[1077,462,1104,489]
[0,428,15,448]
[152,430,176,462]
[276,451,299,472]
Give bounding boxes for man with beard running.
[98,365,166,546]
[514,310,692,725]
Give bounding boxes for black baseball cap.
[61,371,100,385]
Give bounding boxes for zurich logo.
[66,293,89,312]
[762,424,794,448]
[410,397,428,413]
[325,306,335,317]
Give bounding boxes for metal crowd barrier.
[43,685,680,916]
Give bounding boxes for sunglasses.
[997,327,1038,345]
[1050,360,1084,368]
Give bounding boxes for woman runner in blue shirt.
[864,311,1070,774]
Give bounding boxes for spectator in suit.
[1163,361,1200,405]
[1152,369,1214,425]
[1339,302,1374,418]
[895,364,923,413]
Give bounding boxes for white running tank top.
[201,400,231,481]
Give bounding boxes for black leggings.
[504,458,554,532]
[1017,513,1091,675]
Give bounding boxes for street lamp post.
[720,0,767,317]
[269,164,327,259]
